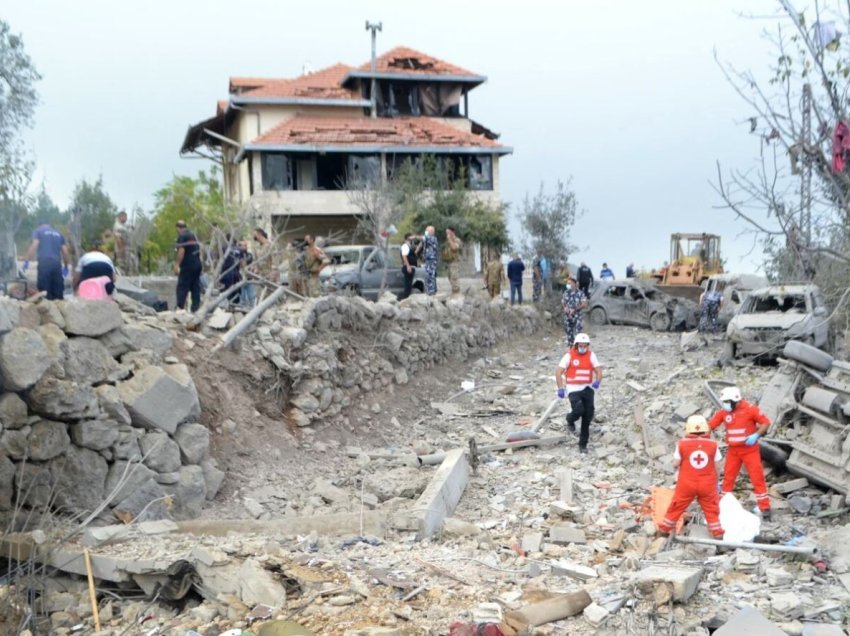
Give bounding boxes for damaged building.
[180,46,512,240]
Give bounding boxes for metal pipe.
[202,128,241,149]
[673,535,816,555]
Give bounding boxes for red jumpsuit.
[659,436,724,537]
[709,400,771,512]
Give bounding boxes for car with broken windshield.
[320,245,426,300]
[587,279,698,331]
[725,283,833,360]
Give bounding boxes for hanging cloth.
[832,121,850,172]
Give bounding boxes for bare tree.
[714,0,850,298]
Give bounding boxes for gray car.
[321,245,426,300]
[725,283,833,359]
[587,279,699,331]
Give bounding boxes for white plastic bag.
[719,492,761,542]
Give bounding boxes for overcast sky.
[7,0,783,274]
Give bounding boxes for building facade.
[181,46,511,240]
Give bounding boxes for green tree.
[519,180,580,266]
[0,19,40,280]
[149,169,229,261]
[16,185,66,249]
[66,176,119,253]
[392,157,509,253]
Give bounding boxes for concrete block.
[583,602,610,627]
[631,565,704,602]
[672,402,699,424]
[765,567,794,586]
[521,532,543,553]
[82,525,131,547]
[626,380,647,392]
[771,591,803,619]
[714,606,788,636]
[773,478,809,494]
[549,501,579,518]
[801,624,847,636]
[409,448,469,540]
[549,525,587,545]
[550,559,597,580]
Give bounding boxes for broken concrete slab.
[583,601,610,627]
[549,525,587,545]
[521,532,543,553]
[673,401,701,422]
[406,448,469,540]
[207,308,233,330]
[771,591,804,620]
[800,624,847,635]
[632,565,704,602]
[773,477,809,494]
[713,606,788,636]
[176,512,388,538]
[550,559,597,581]
[504,590,592,629]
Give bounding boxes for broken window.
[467,155,492,190]
[347,155,381,187]
[316,154,348,190]
[261,154,293,191]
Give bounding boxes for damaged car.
[725,283,833,360]
[320,245,427,300]
[587,280,698,331]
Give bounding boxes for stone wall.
[0,297,223,528]
[246,293,547,427]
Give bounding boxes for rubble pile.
[225,293,546,428]
[0,296,223,527]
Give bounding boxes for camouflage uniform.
[532,259,543,302]
[561,286,587,346]
[699,290,723,333]
[423,233,439,295]
[444,236,463,294]
[285,244,306,296]
[304,246,326,297]
[484,259,504,298]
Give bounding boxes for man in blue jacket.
[507,254,525,305]
[24,222,70,300]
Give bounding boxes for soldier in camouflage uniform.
[422,225,438,295]
[561,275,588,346]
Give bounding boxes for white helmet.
[685,415,709,435]
[574,333,590,345]
[719,386,742,402]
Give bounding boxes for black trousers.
[567,386,596,449]
[37,259,64,300]
[400,266,415,299]
[176,264,202,311]
[579,282,591,297]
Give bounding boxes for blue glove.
[744,432,760,446]
[557,388,565,399]
[717,482,723,495]
[61,266,69,278]
[591,380,600,389]
[22,260,29,272]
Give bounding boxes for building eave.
[341,71,486,86]
[231,96,371,107]
[242,143,511,156]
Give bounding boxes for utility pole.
[801,83,812,246]
[365,20,382,118]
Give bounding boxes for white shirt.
[401,243,411,259]
[76,251,115,273]
[558,350,601,392]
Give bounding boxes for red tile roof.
[229,64,359,101]
[354,46,479,78]
[249,115,505,150]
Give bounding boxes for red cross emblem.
[689,450,709,470]
[572,359,580,366]
[724,415,733,423]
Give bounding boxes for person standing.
[444,227,462,295]
[399,233,418,300]
[626,263,636,278]
[709,385,772,520]
[285,239,307,296]
[532,256,543,302]
[113,210,133,273]
[555,333,602,454]
[507,254,525,305]
[698,286,724,334]
[561,276,588,346]
[24,222,70,300]
[539,254,550,294]
[174,220,202,312]
[599,262,615,280]
[484,254,505,299]
[577,261,594,297]
[253,228,278,284]
[421,226,438,296]
[303,234,328,297]
[238,239,255,308]
[658,415,724,538]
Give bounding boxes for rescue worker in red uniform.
[555,333,602,455]
[709,385,772,520]
[658,415,724,537]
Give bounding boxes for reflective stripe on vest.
[565,350,594,384]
